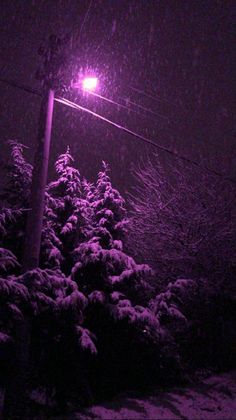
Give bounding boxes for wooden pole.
[22,88,54,271]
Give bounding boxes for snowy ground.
[0,371,235,418]
[77,371,236,420]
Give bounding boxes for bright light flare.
[82,77,98,91]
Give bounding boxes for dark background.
[0,0,235,193]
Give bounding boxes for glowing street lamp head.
[82,77,98,91]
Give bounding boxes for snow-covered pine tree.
[1,140,32,208]
[0,141,32,272]
[81,178,95,231]
[43,147,89,273]
[1,268,96,413]
[71,161,153,304]
[71,235,179,395]
[40,216,63,269]
[82,178,95,206]
[0,247,20,276]
[70,163,180,396]
[0,140,62,273]
[89,161,128,249]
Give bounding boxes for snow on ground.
[77,371,236,419]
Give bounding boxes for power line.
[118,96,169,121]
[74,88,173,129]
[55,96,235,184]
[130,86,180,108]
[85,90,141,113]
[56,96,167,148]
[83,89,169,122]
[0,76,235,185]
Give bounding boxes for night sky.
[0,0,235,193]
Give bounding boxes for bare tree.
[127,155,236,288]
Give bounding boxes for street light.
[82,77,98,91]
[72,76,98,92]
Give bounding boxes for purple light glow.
[82,77,98,91]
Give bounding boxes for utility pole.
[22,34,69,271]
[22,88,54,270]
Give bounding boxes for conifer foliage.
[90,161,127,244]
[1,140,32,207]
[1,141,233,416]
[42,147,89,271]
[70,161,178,396]
[1,142,177,413]
[0,141,32,268]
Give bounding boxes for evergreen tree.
[1,268,96,414]
[70,163,181,397]
[0,141,32,270]
[0,143,185,411]
[71,162,153,303]
[89,161,128,249]
[40,215,63,269]
[71,235,179,396]
[44,147,90,273]
[0,247,20,277]
[81,178,95,230]
[0,140,32,208]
